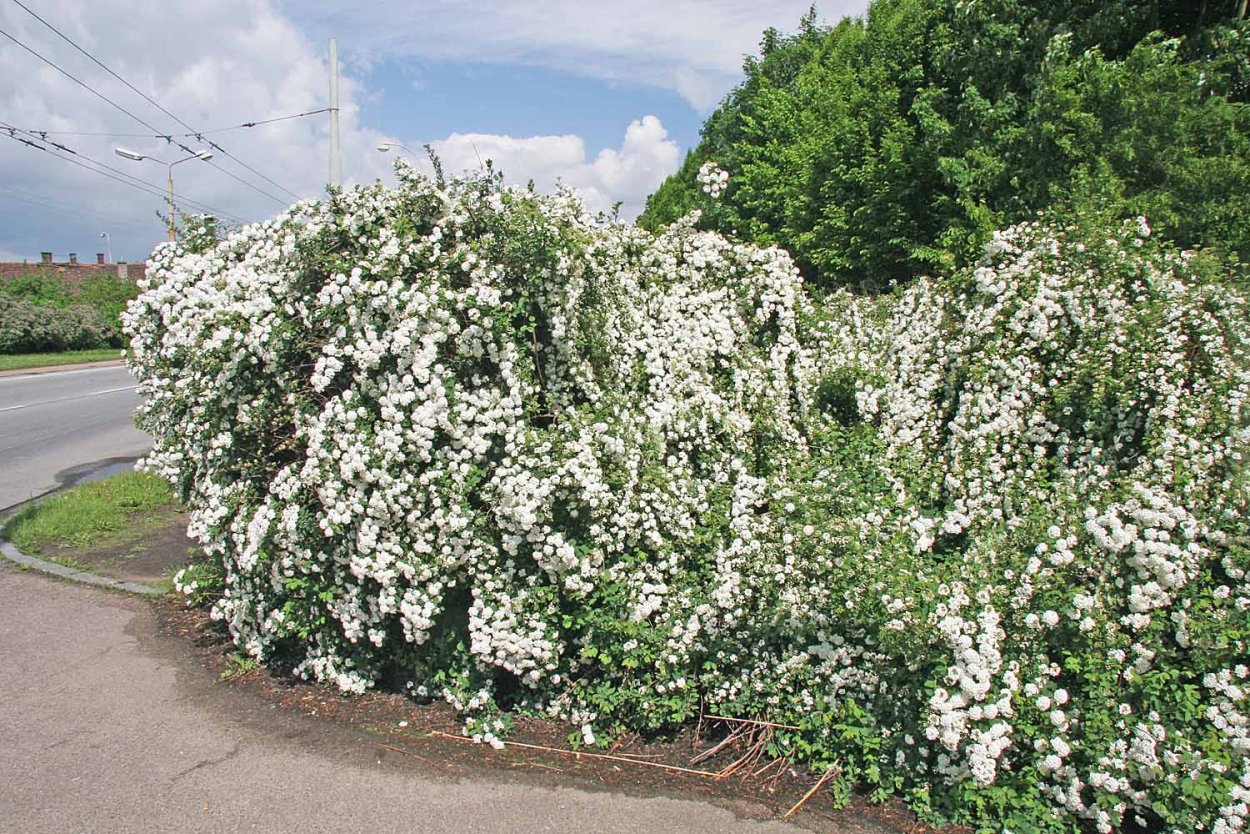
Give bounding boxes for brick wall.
[0,261,146,285]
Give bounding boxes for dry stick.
[427,731,722,778]
[703,714,802,731]
[764,754,794,790]
[782,761,841,819]
[716,747,759,779]
[690,725,752,765]
[751,755,787,779]
[716,733,771,779]
[507,759,563,774]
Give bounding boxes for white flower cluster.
[794,218,1250,832]
[124,163,805,737]
[128,179,1249,832]
[696,161,729,199]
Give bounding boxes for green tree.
[640,0,1250,291]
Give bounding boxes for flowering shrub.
[782,217,1250,832]
[127,168,1250,833]
[126,163,806,732]
[696,162,729,199]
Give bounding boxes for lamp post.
[114,147,214,241]
[99,231,112,264]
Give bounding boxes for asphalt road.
[0,363,149,510]
[0,566,805,834]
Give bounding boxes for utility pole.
[166,165,176,240]
[329,36,341,188]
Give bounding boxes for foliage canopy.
[640,0,1250,291]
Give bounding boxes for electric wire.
[6,0,306,203]
[0,125,247,223]
[19,108,333,140]
[198,107,332,134]
[0,122,243,219]
[0,24,168,136]
[0,14,298,206]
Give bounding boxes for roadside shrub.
[0,271,139,346]
[127,169,1250,832]
[127,163,807,729]
[744,217,1250,832]
[0,273,72,307]
[77,274,141,333]
[0,297,118,353]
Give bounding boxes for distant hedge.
[0,272,137,353]
[0,296,119,354]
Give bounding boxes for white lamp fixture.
[113,148,214,240]
[377,141,417,156]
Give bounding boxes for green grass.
[219,652,259,681]
[0,349,122,372]
[4,472,177,555]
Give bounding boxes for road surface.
[0,363,149,510]
[0,566,805,834]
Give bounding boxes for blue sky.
[362,60,705,155]
[0,0,868,264]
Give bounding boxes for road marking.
[0,385,139,413]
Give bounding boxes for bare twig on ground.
[715,732,772,779]
[427,730,723,778]
[690,725,751,765]
[377,742,449,772]
[703,714,802,731]
[783,761,841,819]
[751,755,787,779]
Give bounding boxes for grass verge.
[4,471,177,555]
[0,349,122,372]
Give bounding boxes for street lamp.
[377,141,418,157]
[99,232,112,264]
[113,147,214,241]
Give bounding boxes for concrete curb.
[0,456,164,597]
[0,358,125,379]
[0,538,164,596]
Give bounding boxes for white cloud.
[421,115,680,218]
[3,0,862,261]
[284,1,867,112]
[0,0,396,261]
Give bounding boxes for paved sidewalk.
[0,566,799,834]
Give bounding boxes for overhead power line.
[1,121,242,218]
[20,108,334,140]
[1,135,245,224]
[0,24,166,135]
[198,107,333,134]
[0,24,282,208]
[0,184,158,233]
[6,0,306,203]
[0,123,247,223]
